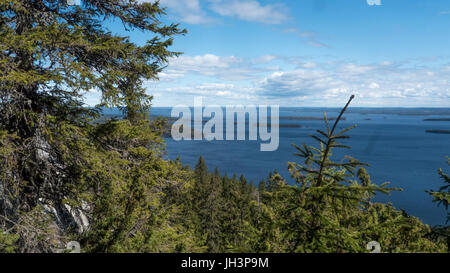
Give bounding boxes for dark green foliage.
[0,0,186,252]
[0,231,19,253]
[426,158,450,249]
[269,96,444,252]
[428,158,450,223]
[180,95,445,253]
[0,1,447,253]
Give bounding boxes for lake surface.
[148,107,450,226]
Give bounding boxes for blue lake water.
[120,107,450,226]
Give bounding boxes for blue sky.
[85,0,450,107]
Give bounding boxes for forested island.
[426,130,450,135]
[0,1,448,253]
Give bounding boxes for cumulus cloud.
[158,70,185,81]
[162,54,280,81]
[254,61,450,106]
[150,53,450,106]
[253,55,278,64]
[339,63,375,74]
[156,0,216,24]
[143,0,290,25]
[164,83,256,99]
[301,62,317,69]
[208,0,289,24]
[256,70,336,97]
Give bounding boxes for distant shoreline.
[424,118,450,121]
[97,107,450,117]
[426,129,450,134]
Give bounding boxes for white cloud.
[144,0,216,24]
[253,55,277,64]
[159,70,185,81]
[340,63,374,74]
[282,28,329,48]
[256,69,335,97]
[149,55,450,107]
[301,62,317,68]
[144,0,290,25]
[163,54,280,80]
[368,82,380,89]
[164,83,256,100]
[209,0,289,24]
[254,61,450,106]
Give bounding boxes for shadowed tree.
[427,158,450,250]
[428,158,450,224]
[0,0,186,252]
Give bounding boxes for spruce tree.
[204,173,225,252]
[0,0,185,252]
[277,95,443,252]
[427,158,450,250]
[428,158,450,224]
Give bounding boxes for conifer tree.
[203,173,225,252]
[0,0,185,252]
[427,158,450,250]
[428,158,450,224]
[278,95,443,252]
[257,179,267,204]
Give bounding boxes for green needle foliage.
[168,96,446,253]
[0,0,187,252]
[0,1,447,253]
[272,95,444,253]
[426,158,450,249]
[428,158,450,223]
